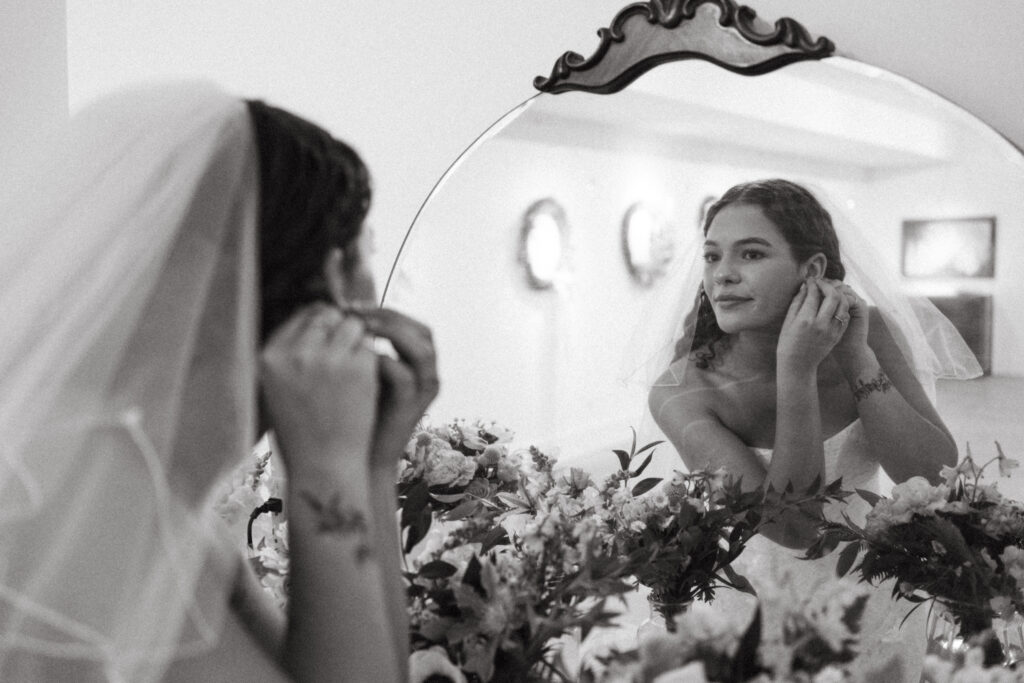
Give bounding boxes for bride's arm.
[831,287,957,484]
[649,385,823,550]
[261,305,402,683]
[838,309,956,483]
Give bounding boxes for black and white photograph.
[2,2,1023,681]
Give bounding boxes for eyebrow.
[703,237,775,248]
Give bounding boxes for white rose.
[653,661,710,683]
[409,646,466,683]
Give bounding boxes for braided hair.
[674,179,845,368]
[246,101,372,342]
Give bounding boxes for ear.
[801,252,827,280]
[323,247,346,306]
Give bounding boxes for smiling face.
[702,204,808,334]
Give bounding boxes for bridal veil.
[626,182,982,399]
[0,82,259,681]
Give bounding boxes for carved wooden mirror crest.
[534,0,834,95]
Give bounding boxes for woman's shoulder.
[648,360,720,422]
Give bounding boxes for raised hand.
[777,278,851,373]
[825,278,870,362]
[259,303,379,475]
[353,306,440,470]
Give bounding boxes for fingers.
[352,308,439,398]
[812,279,846,328]
[784,280,810,325]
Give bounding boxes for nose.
[712,258,739,285]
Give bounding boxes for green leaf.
[479,526,510,553]
[402,509,433,554]
[418,560,458,579]
[835,542,862,578]
[631,477,662,496]
[400,479,431,527]
[855,488,883,507]
[613,449,631,471]
[629,453,654,478]
[732,606,763,680]
[636,440,664,455]
[721,564,756,596]
[495,492,531,510]
[429,492,468,504]
[462,555,485,596]
[825,476,846,495]
[444,499,481,521]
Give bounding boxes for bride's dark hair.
[675,178,845,368]
[247,100,372,342]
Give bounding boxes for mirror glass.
[622,202,675,287]
[384,56,1024,483]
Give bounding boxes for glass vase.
[637,598,690,641]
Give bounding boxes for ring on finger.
[833,314,850,325]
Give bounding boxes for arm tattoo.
[852,371,893,403]
[299,491,373,562]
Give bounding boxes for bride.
[0,83,438,681]
[646,179,980,680]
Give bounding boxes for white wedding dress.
[712,418,926,682]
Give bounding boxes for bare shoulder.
[648,362,717,426]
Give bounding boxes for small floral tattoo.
[299,491,372,562]
[852,371,893,403]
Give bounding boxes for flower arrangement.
[922,630,1021,683]
[584,573,871,682]
[592,433,838,631]
[214,421,846,682]
[213,438,290,610]
[595,438,761,629]
[399,420,524,554]
[805,444,1024,648]
[405,445,635,682]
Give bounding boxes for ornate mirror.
[384,0,1024,482]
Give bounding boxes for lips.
[712,294,753,309]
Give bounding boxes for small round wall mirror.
[621,202,674,287]
[519,198,568,289]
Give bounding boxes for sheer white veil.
[0,81,259,681]
[625,180,981,413]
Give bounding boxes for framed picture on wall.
[901,217,996,278]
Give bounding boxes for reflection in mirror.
[519,198,569,290]
[621,202,674,287]
[385,56,1024,485]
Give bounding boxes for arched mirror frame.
[382,0,1024,467]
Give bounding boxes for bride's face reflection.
[386,57,1023,470]
[703,204,804,334]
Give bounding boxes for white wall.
[63,1,628,283]
[0,0,67,163]
[61,1,1024,285]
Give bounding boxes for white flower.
[1000,546,1024,587]
[476,445,502,467]
[426,449,479,487]
[672,604,742,656]
[865,477,948,535]
[812,665,849,683]
[940,464,961,487]
[998,453,1020,478]
[652,661,709,683]
[496,452,523,483]
[409,646,466,683]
